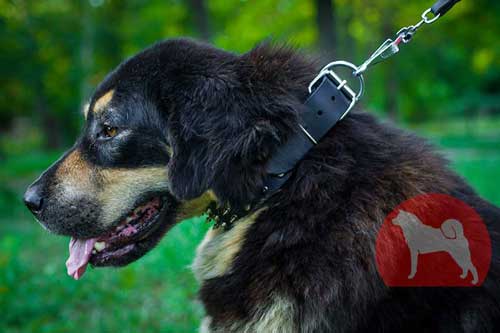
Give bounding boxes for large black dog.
[24,39,499,332]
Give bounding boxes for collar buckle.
[308,61,364,120]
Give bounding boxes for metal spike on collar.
[204,201,239,231]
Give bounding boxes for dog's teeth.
[94,241,106,252]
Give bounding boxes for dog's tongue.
[66,237,96,280]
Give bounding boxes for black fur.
[26,38,500,332]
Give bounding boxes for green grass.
[412,117,500,204]
[0,210,209,333]
[448,152,500,204]
[0,118,499,332]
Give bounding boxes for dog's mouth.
[66,195,175,280]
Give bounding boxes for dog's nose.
[23,184,44,215]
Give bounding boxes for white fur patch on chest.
[192,209,263,282]
[193,209,298,332]
[201,294,297,333]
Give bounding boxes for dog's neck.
[214,81,356,231]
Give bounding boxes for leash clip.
[354,7,441,77]
[354,38,401,76]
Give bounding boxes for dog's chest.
[192,210,298,332]
[192,211,259,282]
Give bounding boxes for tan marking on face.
[54,149,171,229]
[57,150,86,175]
[55,150,94,193]
[93,89,114,114]
[192,208,265,281]
[97,167,169,226]
[54,150,96,201]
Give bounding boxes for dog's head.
[392,210,417,227]
[23,39,314,279]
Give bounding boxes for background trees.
[1,0,498,152]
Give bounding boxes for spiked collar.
[204,201,246,230]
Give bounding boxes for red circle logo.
[376,193,491,286]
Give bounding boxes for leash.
[207,0,462,230]
[313,0,462,97]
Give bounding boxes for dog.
[24,39,500,332]
[392,210,479,284]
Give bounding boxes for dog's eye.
[101,125,118,139]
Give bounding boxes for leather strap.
[262,74,353,196]
[431,0,461,16]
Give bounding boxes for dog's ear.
[166,43,316,206]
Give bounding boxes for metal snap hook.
[422,8,441,24]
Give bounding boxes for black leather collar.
[207,72,356,230]
[262,72,355,196]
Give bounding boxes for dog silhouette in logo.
[392,210,478,284]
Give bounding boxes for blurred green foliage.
[0,0,499,332]
[1,0,499,151]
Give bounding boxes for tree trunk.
[315,0,336,56]
[189,0,212,41]
[80,0,94,105]
[24,1,64,149]
[36,89,62,150]
[339,5,355,61]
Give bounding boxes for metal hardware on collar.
[353,39,400,77]
[309,61,363,100]
[354,4,446,77]
[299,124,318,145]
[205,201,239,230]
[353,0,461,77]
[422,8,441,24]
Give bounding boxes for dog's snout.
[24,183,44,215]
